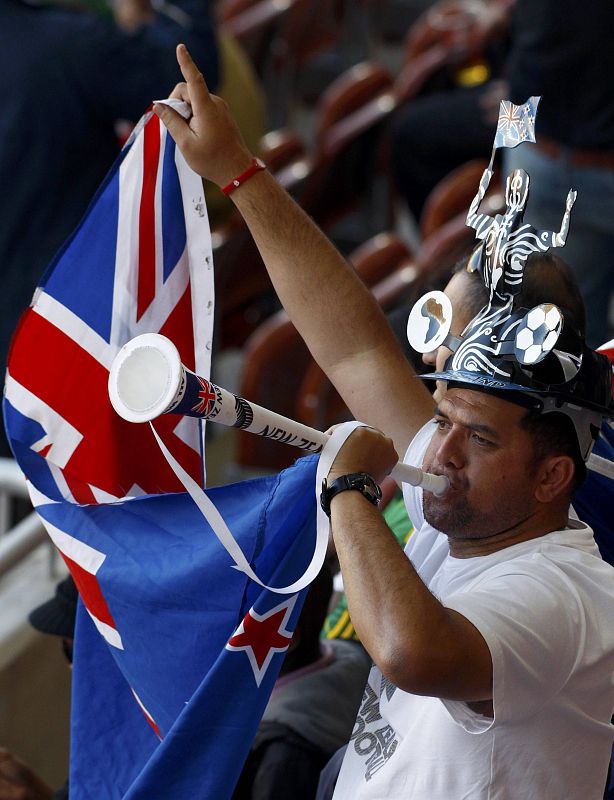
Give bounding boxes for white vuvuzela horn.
[108,333,449,496]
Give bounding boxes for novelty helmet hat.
[407,96,613,460]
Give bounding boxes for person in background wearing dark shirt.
[503,0,614,349]
[392,0,614,348]
[0,0,219,456]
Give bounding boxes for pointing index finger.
[176,43,211,114]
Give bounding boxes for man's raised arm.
[154,45,434,455]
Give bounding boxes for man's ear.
[534,455,575,503]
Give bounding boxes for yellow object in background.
[455,59,490,87]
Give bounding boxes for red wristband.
[221,157,267,196]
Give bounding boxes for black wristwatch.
[320,472,382,517]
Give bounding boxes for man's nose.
[435,426,465,469]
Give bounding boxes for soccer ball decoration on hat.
[514,304,563,366]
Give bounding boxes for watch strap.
[320,472,382,517]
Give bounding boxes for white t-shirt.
[333,421,614,799]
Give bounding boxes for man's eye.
[471,433,491,446]
[435,419,449,432]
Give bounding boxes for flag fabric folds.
[3,106,323,798]
[574,341,614,567]
[4,106,214,504]
[47,455,318,799]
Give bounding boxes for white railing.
[0,458,48,580]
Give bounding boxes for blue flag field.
[3,104,323,798]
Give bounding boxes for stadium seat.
[296,233,415,431]
[236,232,413,469]
[218,0,294,86]
[420,159,495,238]
[294,61,397,246]
[214,129,309,349]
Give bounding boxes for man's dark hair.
[520,409,587,494]
[452,255,490,319]
[456,252,587,335]
[516,252,586,335]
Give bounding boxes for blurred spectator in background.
[503,0,614,349]
[390,0,511,222]
[391,0,614,348]
[28,573,78,666]
[0,0,219,456]
[0,748,55,799]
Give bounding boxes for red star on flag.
[226,597,297,686]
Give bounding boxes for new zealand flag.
[3,106,322,798]
[48,456,318,798]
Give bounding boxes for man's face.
[422,387,540,540]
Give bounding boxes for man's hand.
[327,426,398,485]
[155,48,434,457]
[153,44,253,187]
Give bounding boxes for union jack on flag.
[4,104,214,508]
[3,104,322,800]
[494,96,541,150]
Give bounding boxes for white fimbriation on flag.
[42,519,124,650]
